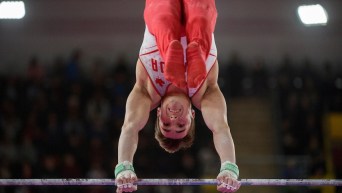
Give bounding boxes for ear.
[157,107,161,117]
[191,109,195,118]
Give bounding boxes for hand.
[115,170,138,193]
[217,170,241,193]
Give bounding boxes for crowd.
[223,53,342,181]
[0,49,341,193]
[275,57,342,193]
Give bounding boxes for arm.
[118,83,152,163]
[201,84,236,164]
[115,83,152,193]
[201,83,240,192]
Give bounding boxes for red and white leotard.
[139,27,217,98]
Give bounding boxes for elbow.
[121,122,142,133]
[210,123,231,135]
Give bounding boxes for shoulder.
[135,59,162,108]
[135,59,147,85]
[191,61,219,108]
[206,60,219,87]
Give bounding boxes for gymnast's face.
[157,97,194,139]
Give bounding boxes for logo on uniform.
[155,78,165,87]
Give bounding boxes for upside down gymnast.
[115,0,240,192]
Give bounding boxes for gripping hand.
[115,161,137,193]
[216,161,241,193]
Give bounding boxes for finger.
[217,183,227,192]
[217,175,225,183]
[220,176,229,186]
[226,177,233,186]
[116,178,123,186]
[121,176,131,188]
[127,183,133,189]
[125,185,137,193]
[219,186,232,193]
[132,185,137,191]
[237,181,241,189]
[231,180,240,192]
[131,185,138,193]
[231,179,239,189]
[219,182,236,193]
[121,183,133,190]
[123,173,132,185]
[131,174,137,182]
[124,187,133,193]
[127,173,137,184]
[117,182,127,189]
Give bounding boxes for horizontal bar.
[0,179,341,186]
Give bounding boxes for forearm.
[212,127,236,164]
[118,128,139,163]
[116,127,140,193]
[201,85,236,164]
[117,84,151,164]
[214,128,240,193]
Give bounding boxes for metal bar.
[0,179,341,186]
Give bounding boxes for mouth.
[168,108,181,113]
[166,101,183,115]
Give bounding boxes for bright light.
[0,1,25,19]
[297,4,328,26]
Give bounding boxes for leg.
[183,0,217,88]
[144,0,186,88]
[144,0,182,59]
[184,0,217,57]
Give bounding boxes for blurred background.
[0,0,341,193]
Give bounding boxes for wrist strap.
[220,161,239,178]
[115,161,135,178]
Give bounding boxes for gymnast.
[115,0,240,192]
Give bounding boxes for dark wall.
[0,0,341,73]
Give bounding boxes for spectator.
[27,56,45,83]
[225,51,246,97]
[66,49,83,82]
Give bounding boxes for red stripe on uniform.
[139,49,159,56]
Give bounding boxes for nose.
[169,115,178,120]
[168,108,181,119]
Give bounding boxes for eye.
[163,123,170,127]
[178,124,185,128]
[176,129,186,133]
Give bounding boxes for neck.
[162,89,191,108]
[166,84,187,94]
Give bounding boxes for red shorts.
[144,0,217,60]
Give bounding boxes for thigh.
[144,0,183,33]
[183,0,217,31]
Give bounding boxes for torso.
[136,59,219,110]
[136,27,219,110]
